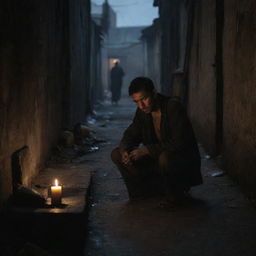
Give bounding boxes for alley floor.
[83,97,256,256]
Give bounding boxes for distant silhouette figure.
[110,62,125,104]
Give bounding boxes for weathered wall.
[147,34,161,92]
[0,0,66,203]
[65,0,91,123]
[222,0,256,197]
[158,0,180,95]
[187,0,217,154]
[157,0,256,198]
[0,0,91,205]
[90,21,103,105]
[142,19,161,92]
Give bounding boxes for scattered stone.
[80,124,92,138]
[86,145,99,153]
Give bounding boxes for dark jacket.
[119,94,202,186]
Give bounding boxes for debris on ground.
[48,123,107,164]
[74,123,92,139]
[211,170,226,177]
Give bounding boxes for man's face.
[131,90,155,113]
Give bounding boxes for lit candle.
[51,179,62,205]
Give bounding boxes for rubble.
[48,124,107,164]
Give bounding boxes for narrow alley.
[1,0,256,255]
[83,97,256,256]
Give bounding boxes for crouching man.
[111,77,202,205]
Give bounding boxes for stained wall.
[0,0,91,205]
[222,0,256,197]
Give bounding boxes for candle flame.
[55,179,58,186]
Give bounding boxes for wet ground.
[83,97,256,256]
[2,97,256,256]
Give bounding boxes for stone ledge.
[1,165,92,256]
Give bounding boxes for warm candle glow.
[51,179,62,205]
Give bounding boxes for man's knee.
[111,147,122,164]
[158,151,170,170]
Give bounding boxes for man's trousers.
[111,147,193,200]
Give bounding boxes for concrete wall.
[0,0,91,205]
[155,0,256,198]
[142,20,161,92]
[187,0,217,154]
[180,0,256,197]
[157,0,218,152]
[66,0,91,123]
[90,21,103,105]
[222,0,256,197]
[147,35,161,92]
[158,0,181,95]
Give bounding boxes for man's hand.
[129,147,149,161]
[121,151,132,165]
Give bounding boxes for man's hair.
[129,77,155,95]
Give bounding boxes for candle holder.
[50,179,63,206]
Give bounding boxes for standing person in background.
[110,61,125,105]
